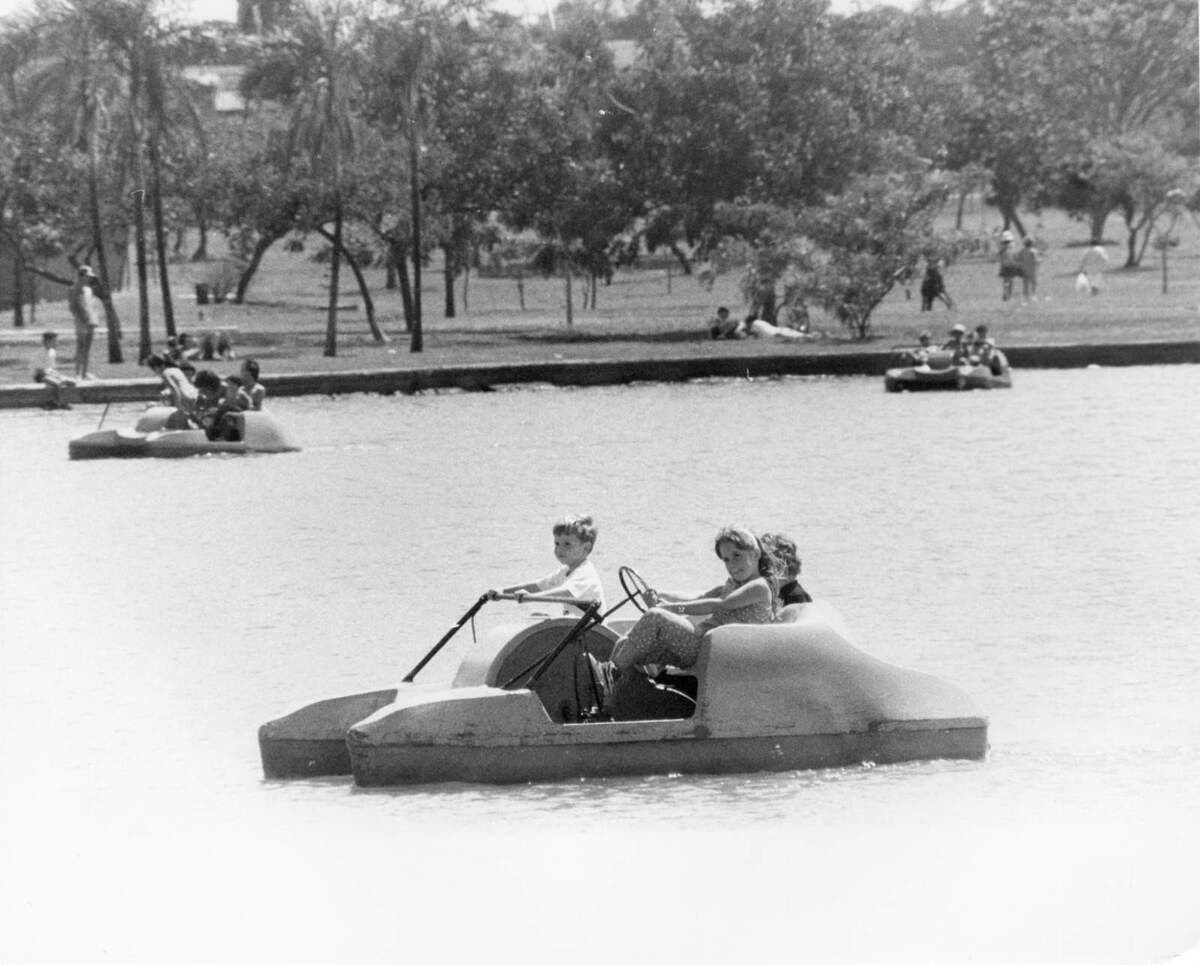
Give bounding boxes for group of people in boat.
[902,323,1008,375]
[489,515,813,718]
[145,351,266,441]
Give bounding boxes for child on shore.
[489,514,605,617]
[31,331,75,408]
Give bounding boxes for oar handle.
[491,592,588,607]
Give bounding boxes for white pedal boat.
[884,349,1013,392]
[68,405,299,459]
[259,595,988,786]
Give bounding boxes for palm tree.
[258,0,366,357]
[369,0,474,353]
[50,0,135,363]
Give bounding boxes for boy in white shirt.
[490,515,605,617]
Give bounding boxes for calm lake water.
[2,366,1198,965]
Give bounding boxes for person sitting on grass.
[709,306,744,340]
[741,313,810,341]
[31,331,76,409]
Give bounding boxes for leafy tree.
[241,0,378,355]
[7,0,137,360]
[503,3,637,324]
[977,0,1199,242]
[365,0,481,351]
[418,10,549,318]
[600,0,766,272]
[785,152,956,338]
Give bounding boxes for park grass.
[2,204,1198,384]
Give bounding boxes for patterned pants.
[612,607,702,670]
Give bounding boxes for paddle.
[96,400,112,430]
[403,591,610,686]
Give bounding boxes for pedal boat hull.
[260,605,987,786]
[68,406,299,459]
[884,348,1013,393]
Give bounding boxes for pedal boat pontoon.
[258,593,988,787]
[68,405,299,459]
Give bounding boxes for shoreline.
[2,339,1198,410]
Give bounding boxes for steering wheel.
[618,565,654,613]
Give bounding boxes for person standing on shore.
[68,265,99,380]
[997,232,1022,302]
[919,259,953,311]
[1078,241,1109,296]
[1018,238,1041,301]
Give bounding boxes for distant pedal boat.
[259,602,988,787]
[885,348,1013,392]
[68,405,299,459]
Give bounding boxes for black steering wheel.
[618,565,654,613]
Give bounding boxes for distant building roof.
[608,39,639,70]
[183,65,246,114]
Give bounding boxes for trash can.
[194,283,210,305]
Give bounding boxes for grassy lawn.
[2,203,1197,384]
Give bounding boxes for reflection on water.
[2,366,1199,964]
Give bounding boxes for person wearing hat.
[68,265,100,380]
[941,322,968,359]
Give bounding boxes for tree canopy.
[1,0,1196,342]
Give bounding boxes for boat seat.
[779,603,816,623]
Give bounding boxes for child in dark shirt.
[761,532,813,606]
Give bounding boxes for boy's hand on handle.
[642,588,659,608]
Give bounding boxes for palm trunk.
[87,126,124,363]
[325,200,342,357]
[442,242,456,318]
[234,232,282,303]
[390,242,414,329]
[132,184,152,363]
[318,226,385,341]
[149,136,176,339]
[563,252,573,327]
[408,110,423,352]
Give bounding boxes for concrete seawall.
[2,340,1197,410]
